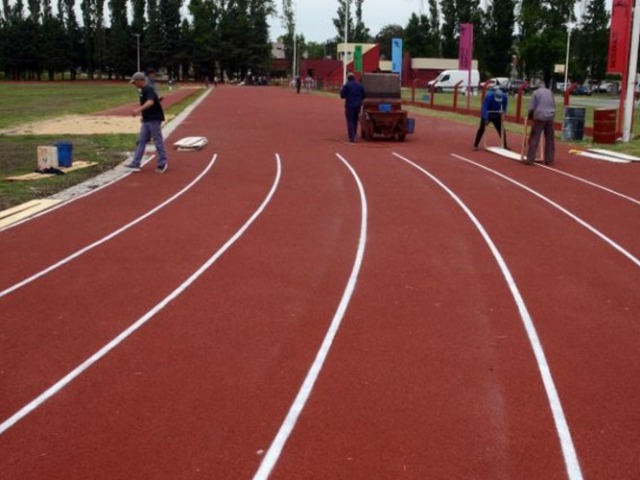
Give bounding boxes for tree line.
[0,0,275,81]
[283,0,615,86]
[0,0,623,85]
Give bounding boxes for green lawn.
[0,82,173,211]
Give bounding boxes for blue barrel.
[562,107,586,141]
[406,118,415,133]
[56,141,73,167]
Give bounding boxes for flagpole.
[622,0,640,142]
[343,0,349,83]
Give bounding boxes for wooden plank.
[5,161,98,182]
[0,199,60,228]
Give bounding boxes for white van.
[427,69,480,93]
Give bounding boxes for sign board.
[354,45,363,72]
[391,38,403,76]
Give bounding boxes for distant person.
[525,81,556,165]
[124,72,169,173]
[295,75,301,94]
[145,67,163,101]
[339,72,365,144]
[473,85,508,150]
[304,75,314,93]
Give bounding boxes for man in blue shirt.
[340,72,366,143]
[473,85,508,150]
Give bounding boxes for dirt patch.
[0,114,165,135]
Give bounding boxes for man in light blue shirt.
[525,83,556,165]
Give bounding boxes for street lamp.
[563,22,572,90]
[292,2,297,79]
[134,33,141,72]
[342,0,349,83]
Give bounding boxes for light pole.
[342,0,349,83]
[134,34,141,72]
[292,2,297,79]
[563,22,572,90]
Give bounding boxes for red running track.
[1,85,639,480]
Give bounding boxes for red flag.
[608,0,632,74]
[458,24,473,71]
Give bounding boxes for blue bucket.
[406,118,415,134]
[56,141,73,167]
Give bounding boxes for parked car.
[594,81,614,93]
[509,79,532,95]
[485,77,510,90]
[571,85,592,96]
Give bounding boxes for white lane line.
[393,152,584,480]
[536,164,640,206]
[253,153,368,480]
[0,156,218,300]
[452,153,640,269]
[0,154,281,436]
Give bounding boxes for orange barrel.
[593,108,617,144]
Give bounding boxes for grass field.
[1,82,639,212]
[0,82,196,211]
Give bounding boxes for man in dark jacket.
[124,71,169,173]
[340,72,366,143]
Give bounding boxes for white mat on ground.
[173,136,208,151]
[569,149,631,163]
[588,149,640,162]
[486,147,524,162]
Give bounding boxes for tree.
[280,0,295,73]
[440,0,457,58]
[480,0,516,78]
[518,0,577,85]
[574,0,609,82]
[351,0,370,43]
[106,0,131,79]
[427,0,441,57]
[333,0,353,43]
[374,24,403,60]
[404,13,438,58]
[246,0,275,75]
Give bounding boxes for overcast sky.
[268,0,615,44]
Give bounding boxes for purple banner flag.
[458,23,474,71]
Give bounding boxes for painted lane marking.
[536,164,640,207]
[253,153,368,480]
[0,156,218,300]
[393,152,584,480]
[0,154,281,435]
[452,154,640,269]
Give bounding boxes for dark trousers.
[345,106,360,142]
[474,113,507,148]
[526,119,555,164]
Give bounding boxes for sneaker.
[124,163,141,172]
[472,146,479,151]
[155,164,168,173]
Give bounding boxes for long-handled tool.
[520,117,528,162]
[521,117,545,163]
